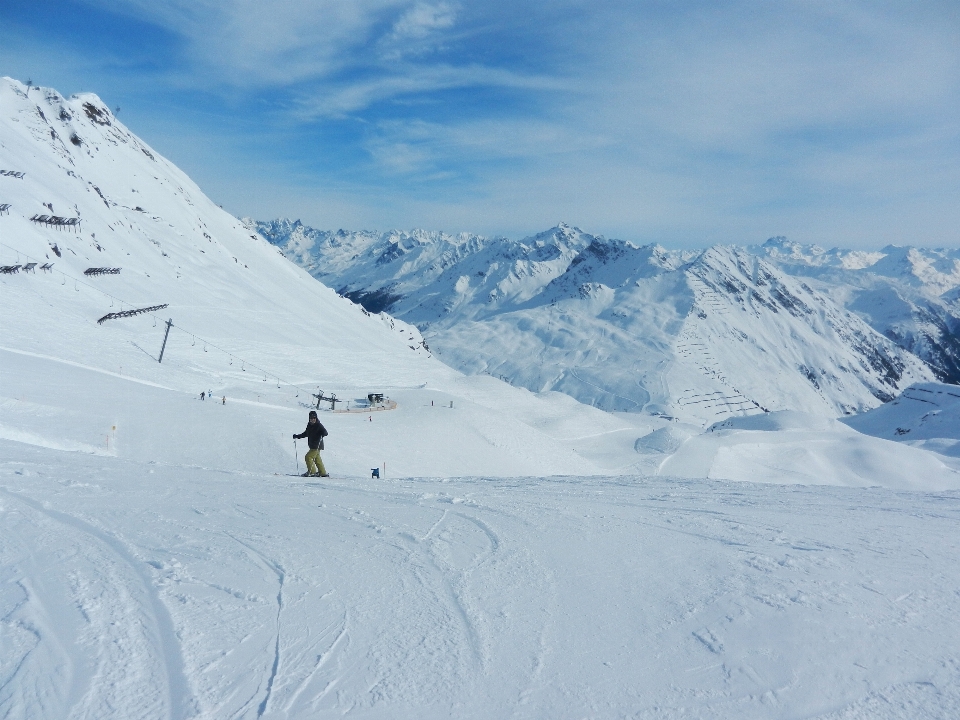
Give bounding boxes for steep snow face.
[0,76,442,402]
[257,219,932,423]
[755,239,960,384]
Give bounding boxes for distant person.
[222,396,226,405]
[293,410,329,477]
[200,391,205,401]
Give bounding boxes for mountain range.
[250,219,958,423]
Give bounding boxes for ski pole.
[294,439,299,474]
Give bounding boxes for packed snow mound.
[257,219,934,424]
[707,410,835,433]
[842,382,960,458]
[660,414,960,490]
[634,425,693,454]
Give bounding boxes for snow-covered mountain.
[842,381,960,458]
[5,78,960,720]
[252,219,935,423]
[0,78,439,381]
[0,76,649,479]
[755,237,960,384]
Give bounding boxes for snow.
[253,221,937,422]
[842,382,960,458]
[3,76,960,718]
[4,433,960,718]
[752,240,960,385]
[660,410,960,490]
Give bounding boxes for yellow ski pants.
[305,448,326,476]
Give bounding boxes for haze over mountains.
[252,219,958,423]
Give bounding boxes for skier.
[200,391,205,401]
[293,410,329,477]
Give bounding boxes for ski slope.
[4,383,960,719]
[3,77,960,718]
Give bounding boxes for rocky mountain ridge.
[251,218,947,423]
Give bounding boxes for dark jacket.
[295,421,328,449]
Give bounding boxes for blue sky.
[2,0,959,248]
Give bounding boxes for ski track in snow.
[3,446,960,718]
[0,486,196,720]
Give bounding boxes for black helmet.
[308,410,318,418]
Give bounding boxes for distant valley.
[250,218,960,423]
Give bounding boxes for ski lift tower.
[312,390,338,411]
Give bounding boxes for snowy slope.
[4,436,960,720]
[756,237,960,384]
[4,77,960,720]
[658,410,959,489]
[0,76,661,478]
[255,220,933,423]
[842,382,960,458]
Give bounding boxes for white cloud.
[82,0,415,84]
[388,1,456,42]
[293,63,569,118]
[61,0,960,248]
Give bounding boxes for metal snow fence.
[97,303,169,325]
[30,215,81,231]
[84,267,121,276]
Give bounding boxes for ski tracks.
[361,493,555,712]
[223,532,348,719]
[0,487,196,720]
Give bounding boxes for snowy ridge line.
[0,238,338,403]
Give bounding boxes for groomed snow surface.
[2,76,960,718]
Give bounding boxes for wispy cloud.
[381,1,457,51]
[6,0,959,247]
[80,0,414,84]
[293,63,570,118]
